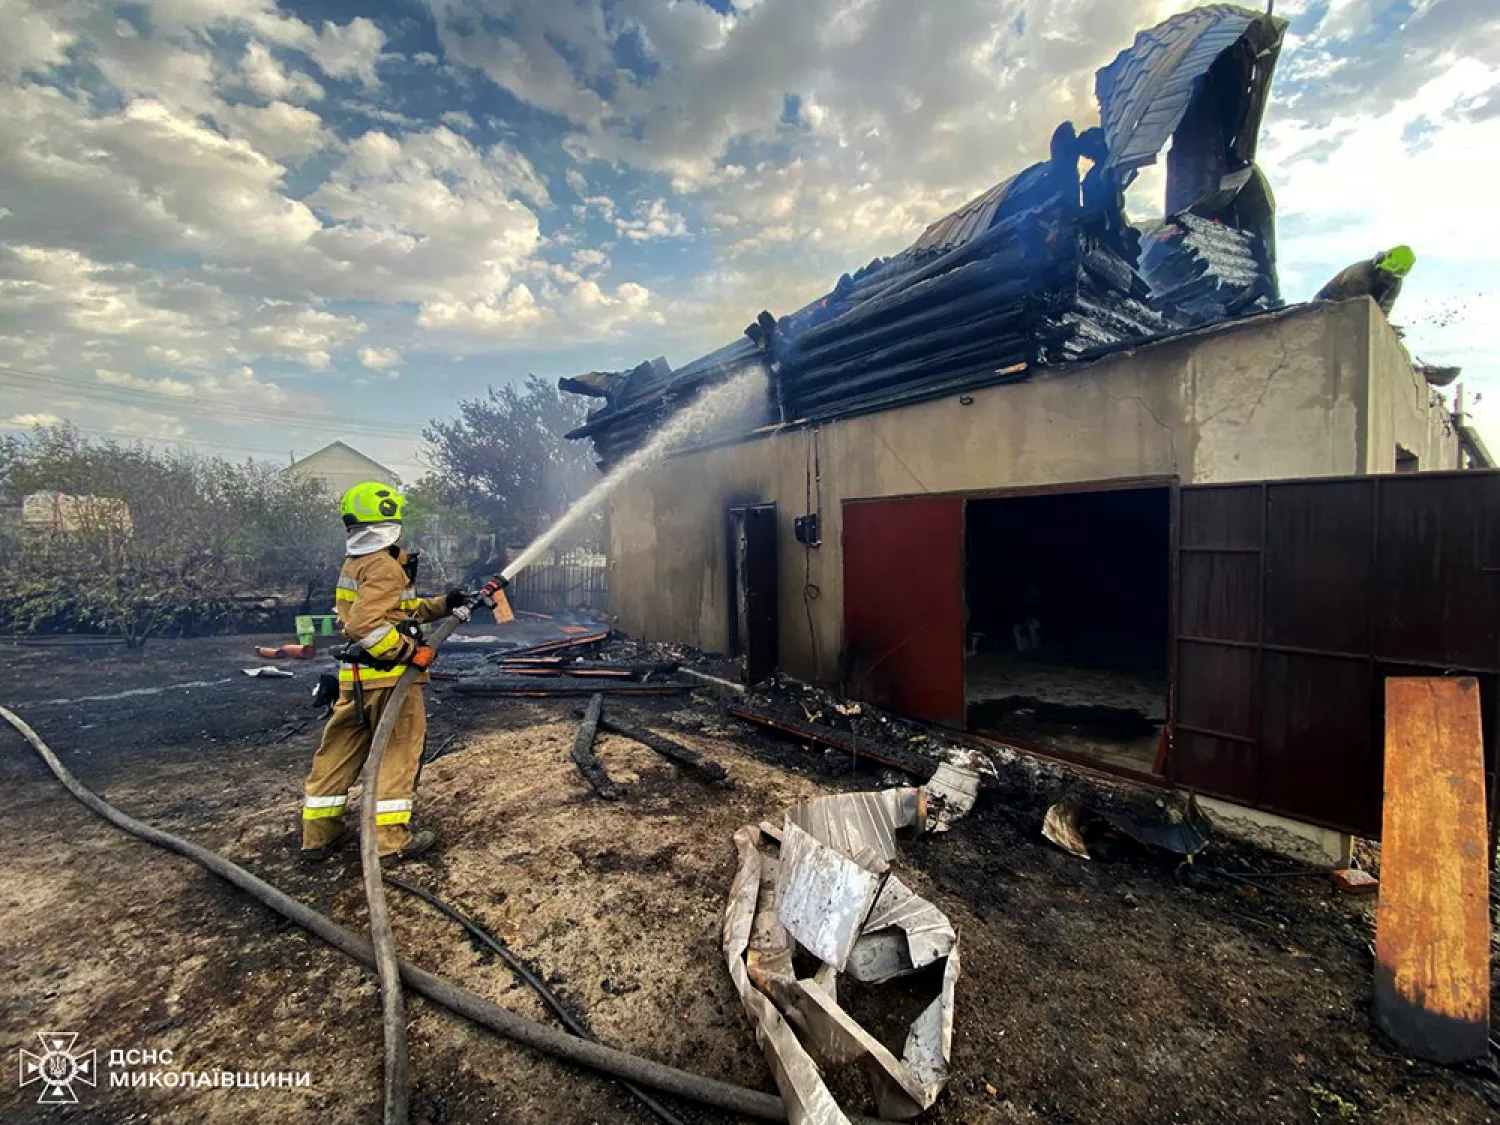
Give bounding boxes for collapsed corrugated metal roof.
[1098,3,1287,325]
[564,4,1288,467]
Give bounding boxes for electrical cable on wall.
[802,426,822,674]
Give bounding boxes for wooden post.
[570,693,621,800]
[1374,677,1490,1062]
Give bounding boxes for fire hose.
[0,704,823,1122]
[355,611,458,1125]
[352,573,509,1123]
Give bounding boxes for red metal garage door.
[1173,471,1500,837]
[843,495,965,726]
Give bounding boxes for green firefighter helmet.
[340,481,405,527]
[1377,245,1416,277]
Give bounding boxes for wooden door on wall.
[842,495,965,726]
[1172,471,1500,838]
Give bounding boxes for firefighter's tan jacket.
[333,547,447,689]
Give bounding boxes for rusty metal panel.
[1176,641,1256,739]
[1375,474,1500,672]
[1177,471,1500,838]
[1178,484,1260,549]
[1258,651,1375,831]
[1264,481,1373,654]
[1172,483,1263,801]
[843,496,965,726]
[1172,730,1256,801]
[1178,552,1259,642]
[1374,677,1489,1063]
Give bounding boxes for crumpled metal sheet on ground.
[846,875,957,984]
[776,822,885,970]
[783,787,926,873]
[1042,795,1211,860]
[724,785,963,1124]
[1042,801,1092,859]
[924,762,980,833]
[726,825,851,1125]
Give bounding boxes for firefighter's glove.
[312,673,340,710]
[444,588,471,611]
[410,645,439,669]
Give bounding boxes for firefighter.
[1315,245,1415,318]
[299,481,470,865]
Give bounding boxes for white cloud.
[613,198,690,242]
[418,283,545,337]
[571,247,608,272]
[240,303,364,370]
[0,6,74,80]
[555,279,666,335]
[219,100,333,160]
[3,0,1497,450]
[303,17,386,88]
[358,345,402,370]
[239,41,325,104]
[198,365,291,409]
[108,405,190,439]
[428,0,1182,277]
[4,412,62,428]
[95,368,194,396]
[418,277,664,341]
[0,244,366,379]
[307,125,549,303]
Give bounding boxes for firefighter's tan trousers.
[302,685,425,855]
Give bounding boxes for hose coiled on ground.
[0,705,818,1122]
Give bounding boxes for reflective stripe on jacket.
[333,547,447,689]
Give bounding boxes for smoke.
[501,364,769,581]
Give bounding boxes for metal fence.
[505,562,608,615]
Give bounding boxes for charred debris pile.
[563,5,1287,468]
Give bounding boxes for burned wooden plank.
[503,666,637,679]
[453,678,691,698]
[488,632,612,662]
[1374,677,1490,1063]
[727,705,938,781]
[498,660,681,680]
[570,694,621,801]
[575,713,728,782]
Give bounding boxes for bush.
[0,426,344,645]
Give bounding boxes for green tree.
[422,375,599,552]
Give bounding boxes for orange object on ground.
[1374,677,1489,1062]
[256,643,317,659]
[1332,868,1378,894]
[559,624,593,636]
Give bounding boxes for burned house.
[562,7,1494,857]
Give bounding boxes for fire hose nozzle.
[472,575,514,623]
[473,574,509,605]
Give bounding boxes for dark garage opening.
[964,486,1171,776]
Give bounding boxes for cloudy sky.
[2,0,1496,479]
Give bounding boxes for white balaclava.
[346,521,403,557]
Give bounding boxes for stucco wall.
[608,298,1456,684]
[1363,301,1461,472]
